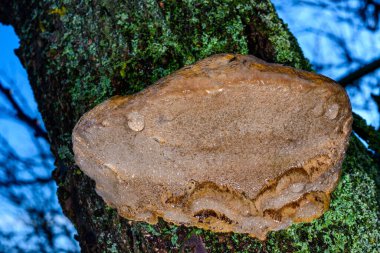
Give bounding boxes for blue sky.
[0,24,79,251]
[0,25,43,157]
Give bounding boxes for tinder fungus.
[72,54,352,239]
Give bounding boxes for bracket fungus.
[72,54,352,240]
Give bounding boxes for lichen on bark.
[0,0,379,252]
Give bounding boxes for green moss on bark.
[1,0,378,252]
[49,0,311,116]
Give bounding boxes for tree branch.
[338,57,380,87]
[0,81,48,140]
[0,177,52,187]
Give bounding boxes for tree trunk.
[1,0,379,252]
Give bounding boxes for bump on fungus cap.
[72,54,352,240]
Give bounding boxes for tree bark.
[1,0,379,252]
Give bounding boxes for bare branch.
[338,57,380,87]
[0,81,48,140]
[0,177,52,187]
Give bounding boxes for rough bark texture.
[1,0,379,252]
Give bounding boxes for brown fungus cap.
[72,54,352,240]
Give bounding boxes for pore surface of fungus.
[72,54,352,239]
